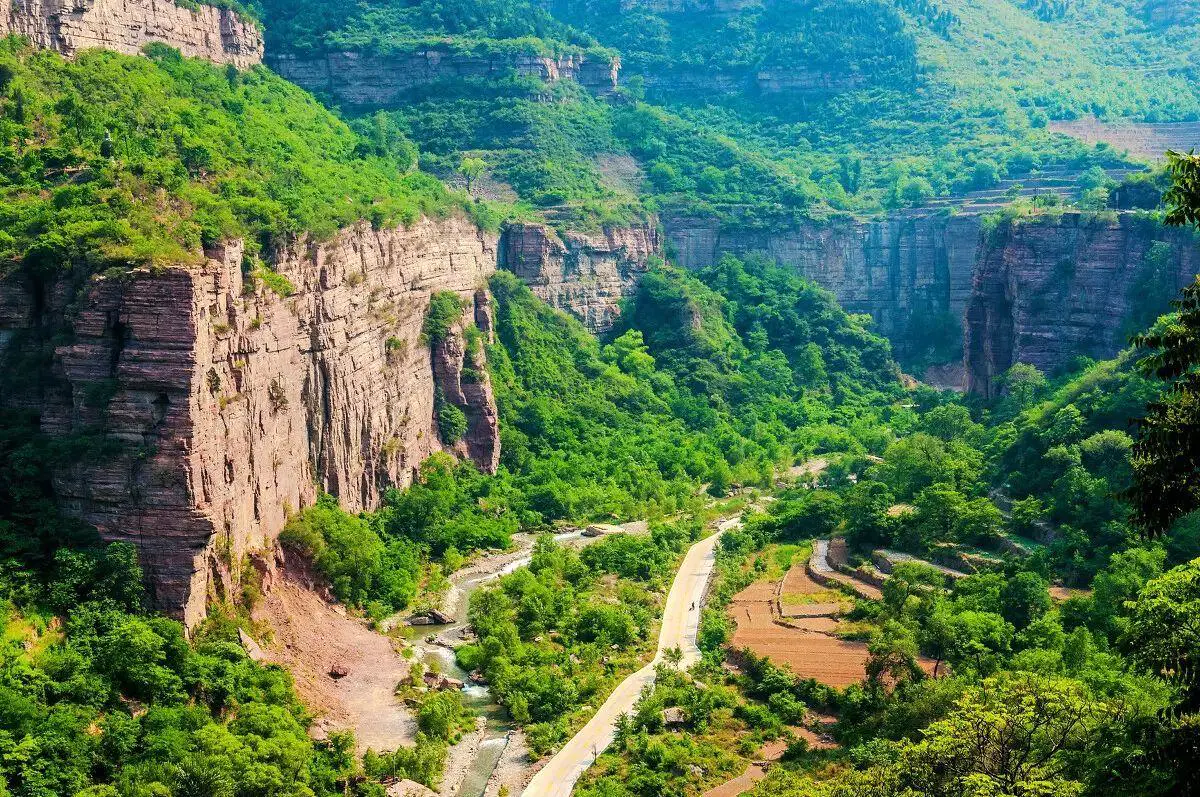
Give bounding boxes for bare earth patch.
[251,562,416,754]
[728,554,934,688]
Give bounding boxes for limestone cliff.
[269,46,619,107]
[1,0,263,67]
[0,218,498,626]
[664,211,1200,392]
[501,222,661,332]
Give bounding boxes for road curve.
[522,519,737,796]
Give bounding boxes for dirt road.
[520,519,735,796]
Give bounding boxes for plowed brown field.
[727,559,933,688]
[728,576,871,688]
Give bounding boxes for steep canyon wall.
[665,212,1200,392]
[964,214,1200,396]
[501,222,661,332]
[1,0,263,67]
[0,218,499,626]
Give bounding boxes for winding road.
[521,517,738,797]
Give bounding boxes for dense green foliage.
[0,39,490,281]
[0,417,382,797]
[457,522,698,754]
[249,0,1200,225]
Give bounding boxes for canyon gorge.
[0,218,500,625]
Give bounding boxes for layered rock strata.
[964,213,1200,396]
[269,47,619,107]
[664,211,1200,393]
[0,217,498,625]
[1,0,263,67]
[666,212,983,355]
[501,222,661,332]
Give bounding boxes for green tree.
[459,155,487,195]
[999,571,1051,630]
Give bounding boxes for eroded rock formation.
[269,46,619,107]
[1,0,263,67]
[964,213,1200,396]
[0,218,499,625]
[501,222,661,332]
[664,211,1200,392]
[666,212,982,356]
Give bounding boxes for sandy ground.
[787,458,829,484]
[728,575,874,688]
[522,520,734,797]
[777,557,851,619]
[252,566,415,754]
[1049,586,1092,601]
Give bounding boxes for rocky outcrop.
[666,212,982,358]
[2,0,263,67]
[664,211,1200,393]
[269,46,619,107]
[0,217,498,626]
[432,292,501,473]
[501,222,661,332]
[754,68,865,96]
[965,213,1200,396]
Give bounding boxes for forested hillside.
[252,0,1197,224]
[2,1,1200,796]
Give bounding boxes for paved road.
[521,519,736,796]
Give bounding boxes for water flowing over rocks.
[1,0,263,67]
[0,218,499,626]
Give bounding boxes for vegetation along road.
[521,517,739,796]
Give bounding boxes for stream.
[411,528,587,797]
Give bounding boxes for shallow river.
[414,529,587,797]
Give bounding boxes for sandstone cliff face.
[432,293,501,473]
[269,47,619,107]
[666,212,982,356]
[2,0,263,67]
[964,214,1200,396]
[501,222,661,332]
[0,218,499,625]
[664,211,1200,393]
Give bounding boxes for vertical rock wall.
[0,217,499,625]
[2,0,264,67]
[664,211,1200,392]
[501,222,661,333]
[665,213,982,357]
[964,213,1200,396]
